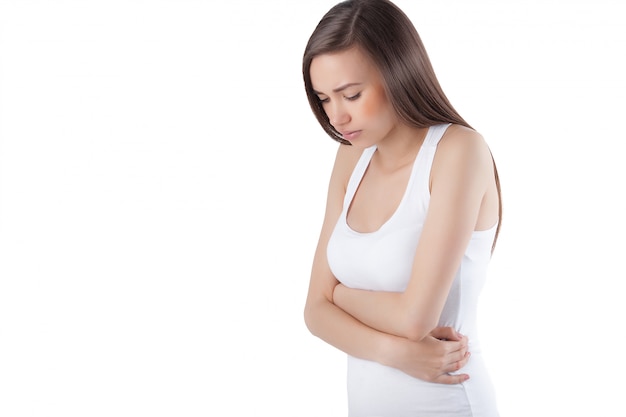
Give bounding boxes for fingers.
[446,340,469,361]
[438,336,468,358]
[436,350,472,385]
[436,373,470,385]
[443,351,471,374]
[430,326,463,341]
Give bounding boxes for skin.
[304,47,498,384]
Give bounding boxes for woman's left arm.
[333,128,495,342]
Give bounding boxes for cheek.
[361,87,391,119]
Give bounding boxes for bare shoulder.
[430,124,495,194]
[435,124,493,169]
[318,143,365,240]
[335,143,364,168]
[439,124,489,153]
[330,143,365,190]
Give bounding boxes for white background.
[1,0,624,416]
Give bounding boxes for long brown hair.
[302,0,502,252]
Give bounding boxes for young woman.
[302,1,502,415]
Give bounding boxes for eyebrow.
[313,82,363,95]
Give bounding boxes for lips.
[340,130,362,141]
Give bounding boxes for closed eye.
[346,92,361,101]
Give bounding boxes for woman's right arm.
[303,144,470,384]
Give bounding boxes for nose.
[327,101,350,128]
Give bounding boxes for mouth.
[340,130,362,141]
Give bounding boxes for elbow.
[304,295,337,338]
[405,325,431,342]
[303,301,321,337]
[304,286,338,337]
[401,297,438,341]
[303,304,314,334]
[403,314,435,342]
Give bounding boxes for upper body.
[302,0,501,391]
[325,123,500,416]
[306,45,499,343]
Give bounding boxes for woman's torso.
[327,124,499,417]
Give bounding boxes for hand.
[384,327,470,384]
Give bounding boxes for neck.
[374,124,429,172]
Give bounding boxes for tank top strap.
[423,123,452,149]
[343,146,377,210]
[405,123,452,202]
[415,123,452,176]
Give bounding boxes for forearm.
[305,294,472,384]
[304,297,399,367]
[305,300,469,384]
[333,284,431,341]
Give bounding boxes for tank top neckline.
[343,124,449,235]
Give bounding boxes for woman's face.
[309,47,399,148]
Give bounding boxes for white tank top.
[327,124,499,416]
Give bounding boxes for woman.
[302,0,502,416]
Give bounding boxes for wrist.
[376,332,402,369]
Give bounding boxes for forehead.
[310,47,377,93]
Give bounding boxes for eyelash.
[318,92,361,104]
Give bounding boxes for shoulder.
[432,124,494,185]
[335,142,366,167]
[435,124,492,169]
[438,124,488,155]
[329,143,366,191]
[320,143,366,230]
